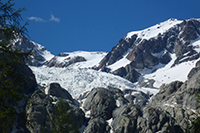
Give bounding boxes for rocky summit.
[9,18,200,133]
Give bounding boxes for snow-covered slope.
[69,51,107,68]
[47,51,107,68]
[139,54,199,88]
[30,66,159,99]
[125,18,182,42]
[107,19,183,72]
[97,18,200,89]
[30,41,54,62]
[13,36,54,66]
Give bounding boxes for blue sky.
[9,0,200,55]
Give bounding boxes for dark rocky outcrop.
[112,67,127,77]
[84,117,110,133]
[25,84,85,133]
[47,55,86,67]
[1,62,37,133]
[124,68,141,83]
[26,89,53,133]
[17,63,37,95]
[46,83,74,101]
[137,107,179,133]
[83,87,116,120]
[147,78,200,132]
[14,36,52,67]
[112,104,142,133]
[112,66,141,83]
[98,35,137,69]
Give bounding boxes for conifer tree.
[50,99,79,133]
[0,0,29,132]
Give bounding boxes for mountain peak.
[125,18,182,42]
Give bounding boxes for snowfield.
[60,51,107,69]
[141,54,198,88]
[30,66,159,99]
[125,18,182,41]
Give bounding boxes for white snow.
[108,48,131,71]
[55,51,107,68]
[85,110,91,118]
[107,118,114,133]
[125,18,182,42]
[30,66,158,99]
[191,37,200,53]
[31,41,54,62]
[141,54,199,88]
[116,100,120,107]
[108,58,131,72]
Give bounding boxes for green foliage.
[50,99,79,133]
[0,0,29,132]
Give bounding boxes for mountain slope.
[13,36,54,66]
[13,35,107,68]
[46,51,107,68]
[12,18,200,98]
[97,18,200,87]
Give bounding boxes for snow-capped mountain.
[98,18,200,87]
[14,18,200,98]
[13,18,200,133]
[14,35,54,66]
[14,35,107,68]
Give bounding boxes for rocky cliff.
[98,18,200,84]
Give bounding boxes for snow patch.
[143,54,198,88]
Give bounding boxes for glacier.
[30,66,159,99]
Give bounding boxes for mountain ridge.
[14,18,200,91]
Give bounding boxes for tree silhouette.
[0,0,29,132]
[50,99,79,133]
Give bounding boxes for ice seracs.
[30,66,159,99]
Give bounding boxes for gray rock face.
[124,90,150,107]
[147,79,200,132]
[124,68,141,83]
[25,84,85,133]
[112,67,127,77]
[26,89,53,133]
[83,87,116,120]
[84,117,110,133]
[46,83,73,101]
[137,107,179,133]
[112,104,142,133]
